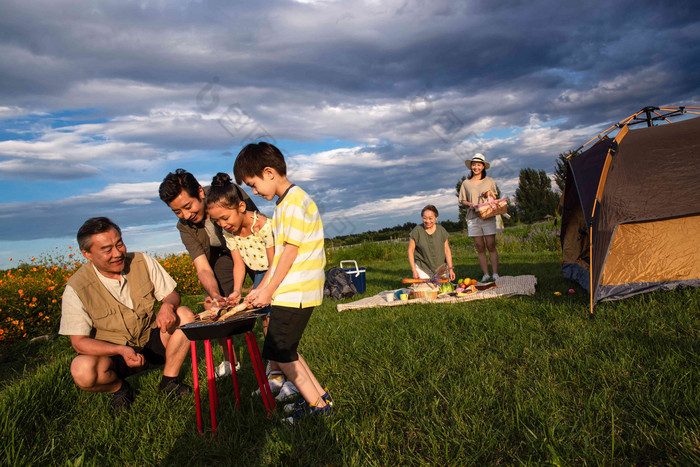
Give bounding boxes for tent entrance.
[599,215,700,295]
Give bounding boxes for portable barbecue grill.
[180,309,275,434]
[180,308,265,340]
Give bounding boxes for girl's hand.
[226,290,242,304]
[412,270,420,279]
[449,269,456,281]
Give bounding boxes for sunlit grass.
[0,235,698,464]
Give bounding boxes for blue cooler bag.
[340,260,366,294]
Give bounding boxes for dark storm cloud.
[1,0,699,247]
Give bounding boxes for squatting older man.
[59,217,194,412]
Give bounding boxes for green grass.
[1,238,699,465]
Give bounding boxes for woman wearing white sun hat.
[458,153,500,282]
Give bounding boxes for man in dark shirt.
[159,169,257,302]
[159,169,257,376]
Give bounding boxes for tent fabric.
[560,115,700,311]
[600,215,700,286]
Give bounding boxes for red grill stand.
[190,330,275,433]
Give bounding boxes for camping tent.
[559,106,700,314]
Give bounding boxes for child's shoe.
[283,391,333,414]
[252,373,285,396]
[275,381,300,402]
[492,273,500,281]
[480,274,490,282]
[283,402,332,424]
[215,360,240,379]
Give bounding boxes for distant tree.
[553,150,578,193]
[513,168,559,223]
[504,198,519,225]
[438,219,461,232]
[455,176,468,231]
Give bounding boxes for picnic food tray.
[179,309,266,340]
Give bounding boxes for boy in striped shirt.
[234,142,331,422]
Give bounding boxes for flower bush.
[155,252,203,296]
[0,248,202,347]
[0,248,81,345]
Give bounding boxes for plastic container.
[340,260,366,294]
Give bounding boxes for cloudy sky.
[1,0,699,268]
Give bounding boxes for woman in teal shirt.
[407,205,456,281]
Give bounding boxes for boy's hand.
[246,286,273,308]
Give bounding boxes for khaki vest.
[67,252,157,347]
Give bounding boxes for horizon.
[1,0,699,270]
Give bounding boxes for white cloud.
[0,106,27,119]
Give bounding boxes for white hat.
[465,153,490,169]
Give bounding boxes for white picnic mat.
[336,275,537,312]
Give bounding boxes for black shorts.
[110,328,167,379]
[262,305,314,363]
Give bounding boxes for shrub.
[0,249,203,347]
[154,252,203,296]
[0,248,82,345]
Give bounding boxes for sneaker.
[275,381,300,402]
[480,274,490,282]
[252,374,285,396]
[110,380,134,413]
[159,379,192,398]
[492,274,500,281]
[215,360,241,379]
[283,391,333,414]
[283,403,332,424]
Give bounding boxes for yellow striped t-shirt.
[270,185,326,307]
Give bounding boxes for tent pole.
[588,225,594,318]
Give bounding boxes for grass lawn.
[1,238,698,465]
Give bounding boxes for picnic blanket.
[336,275,537,312]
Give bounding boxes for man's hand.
[203,295,224,310]
[120,346,145,368]
[156,303,177,333]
